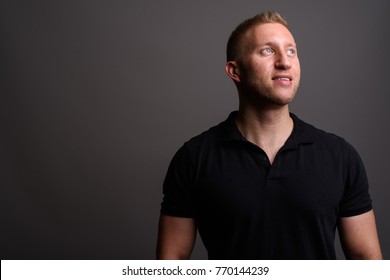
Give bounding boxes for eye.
[260,48,274,56]
[287,48,296,56]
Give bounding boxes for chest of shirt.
[194,143,344,219]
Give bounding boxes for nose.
[275,53,291,70]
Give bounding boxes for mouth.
[272,76,292,81]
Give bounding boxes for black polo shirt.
[161,111,372,259]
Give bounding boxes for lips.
[271,75,293,87]
[272,76,292,81]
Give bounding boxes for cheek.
[251,63,269,77]
[294,59,301,73]
[293,62,301,79]
[241,59,270,81]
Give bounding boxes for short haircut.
[226,11,289,62]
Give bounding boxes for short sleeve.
[160,144,195,218]
[339,141,372,217]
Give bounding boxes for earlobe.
[225,61,241,83]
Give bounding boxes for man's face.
[236,23,301,106]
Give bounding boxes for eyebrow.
[258,42,297,48]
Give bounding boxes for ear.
[225,61,241,83]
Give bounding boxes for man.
[157,11,382,259]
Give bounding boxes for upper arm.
[156,214,197,260]
[338,210,382,259]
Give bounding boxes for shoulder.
[181,119,225,156]
[181,112,237,153]
[293,114,350,146]
[292,113,362,161]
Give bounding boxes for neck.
[236,104,293,164]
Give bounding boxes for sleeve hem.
[339,204,373,218]
[160,209,195,219]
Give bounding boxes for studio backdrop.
[1,0,389,259]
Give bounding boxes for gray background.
[1,0,389,259]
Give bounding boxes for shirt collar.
[221,111,314,146]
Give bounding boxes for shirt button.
[260,155,268,162]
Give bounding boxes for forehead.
[243,23,296,47]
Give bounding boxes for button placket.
[260,154,268,163]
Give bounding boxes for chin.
[265,92,296,106]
